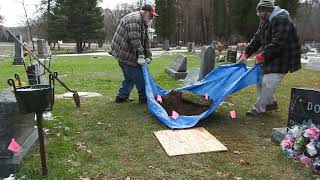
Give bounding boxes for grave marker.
[165,55,188,80]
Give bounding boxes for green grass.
[1,53,320,179]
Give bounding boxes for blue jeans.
[117,62,146,100]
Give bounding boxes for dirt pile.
[158,90,213,116]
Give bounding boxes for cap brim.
[151,12,158,17]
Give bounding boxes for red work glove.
[254,53,264,64]
[238,53,249,64]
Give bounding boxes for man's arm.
[245,25,262,56]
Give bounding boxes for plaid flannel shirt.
[245,12,301,74]
[110,11,152,66]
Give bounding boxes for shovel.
[5,29,80,108]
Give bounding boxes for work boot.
[266,101,278,111]
[139,97,147,104]
[115,96,133,103]
[245,109,260,117]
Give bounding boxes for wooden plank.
[154,127,228,156]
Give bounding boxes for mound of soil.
[158,90,213,116]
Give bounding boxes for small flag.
[172,111,179,120]
[204,93,209,100]
[7,138,21,153]
[157,95,162,103]
[230,110,236,119]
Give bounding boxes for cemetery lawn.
[0,54,319,179]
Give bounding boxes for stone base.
[271,127,287,144]
[37,54,49,59]
[0,127,38,178]
[12,58,24,65]
[165,68,188,80]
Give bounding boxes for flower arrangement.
[281,120,320,172]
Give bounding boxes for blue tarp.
[142,63,262,129]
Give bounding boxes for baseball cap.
[141,4,158,17]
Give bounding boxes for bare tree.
[295,0,320,42]
[105,3,136,41]
[19,0,35,51]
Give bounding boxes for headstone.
[271,87,320,144]
[226,49,237,63]
[199,46,215,80]
[165,55,188,80]
[192,42,196,53]
[237,43,246,52]
[13,35,23,65]
[183,68,200,86]
[211,41,218,50]
[163,40,170,51]
[37,39,50,59]
[187,42,195,53]
[0,89,37,178]
[32,59,48,84]
[288,88,320,128]
[305,57,320,71]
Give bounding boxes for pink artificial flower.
[281,135,294,149]
[300,155,312,167]
[304,124,320,141]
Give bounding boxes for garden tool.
[6,29,80,108]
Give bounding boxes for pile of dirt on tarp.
[159,90,213,116]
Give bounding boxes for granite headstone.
[0,89,37,177]
[199,46,215,80]
[165,55,188,80]
[37,39,50,59]
[163,40,170,51]
[272,87,320,144]
[13,35,23,65]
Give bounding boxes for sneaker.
[266,101,278,111]
[245,109,260,117]
[115,96,133,103]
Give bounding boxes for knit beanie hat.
[256,0,275,12]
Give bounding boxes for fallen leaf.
[239,159,250,165]
[81,112,89,116]
[75,142,86,150]
[125,177,131,180]
[217,171,230,177]
[234,177,242,180]
[86,149,93,154]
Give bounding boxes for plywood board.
[154,127,228,156]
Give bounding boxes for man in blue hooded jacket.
[239,0,301,116]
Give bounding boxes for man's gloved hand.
[137,55,146,65]
[238,53,249,64]
[145,58,152,64]
[254,53,264,64]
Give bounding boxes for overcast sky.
[0,0,152,27]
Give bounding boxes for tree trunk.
[76,40,82,53]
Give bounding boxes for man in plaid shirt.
[109,4,158,104]
[239,0,301,116]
